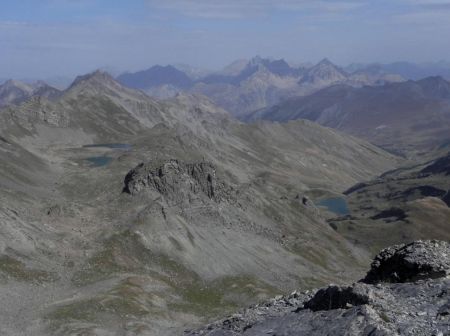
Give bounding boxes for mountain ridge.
[115,57,405,116]
[0,79,61,107]
[247,76,450,157]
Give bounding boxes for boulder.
[304,283,372,311]
[363,240,450,284]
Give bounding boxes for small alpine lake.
[316,197,350,216]
[82,143,132,167]
[85,156,113,167]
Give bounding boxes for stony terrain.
[187,240,450,336]
[0,71,403,335]
[0,70,448,336]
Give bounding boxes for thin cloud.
[420,2,450,10]
[393,0,450,25]
[403,0,450,10]
[146,0,366,19]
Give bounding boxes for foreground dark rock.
[186,240,450,336]
[363,240,450,284]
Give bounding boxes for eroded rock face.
[363,240,450,284]
[187,240,450,336]
[123,159,235,204]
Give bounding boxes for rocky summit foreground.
[187,240,450,336]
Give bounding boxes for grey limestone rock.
[186,240,450,336]
[123,159,235,205]
[363,240,450,284]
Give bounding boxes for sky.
[1,0,450,79]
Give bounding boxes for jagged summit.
[67,70,117,90]
[317,57,334,66]
[248,55,265,66]
[299,58,348,86]
[245,56,298,77]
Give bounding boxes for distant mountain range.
[3,58,450,159]
[346,61,450,81]
[246,76,450,157]
[6,57,449,118]
[116,56,406,116]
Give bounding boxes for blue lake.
[316,197,350,216]
[85,156,113,167]
[83,143,132,150]
[83,143,131,167]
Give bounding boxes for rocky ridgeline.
[123,159,236,205]
[186,240,450,336]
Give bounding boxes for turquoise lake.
[316,197,350,216]
[85,156,113,167]
[83,143,132,167]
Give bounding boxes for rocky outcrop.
[123,159,235,204]
[186,240,450,336]
[363,240,450,283]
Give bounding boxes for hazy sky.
[1,0,450,79]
